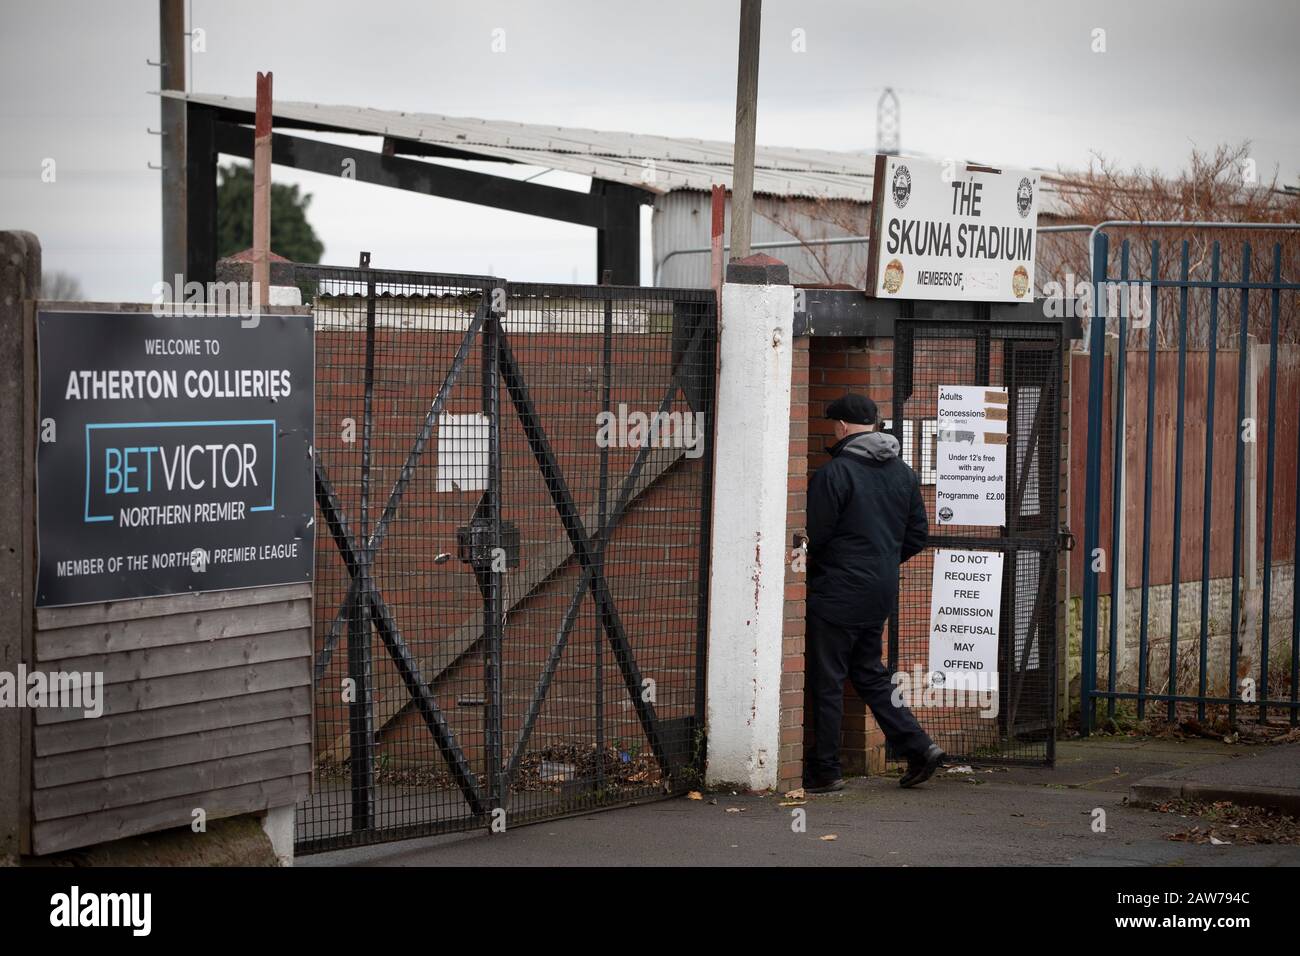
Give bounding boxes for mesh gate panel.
[298,265,497,852]
[890,319,1063,765]
[497,283,714,825]
[296,265,714,852]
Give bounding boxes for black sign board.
[36,309,315,607]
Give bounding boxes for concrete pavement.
[1129,741,1300,814]
[302,737,1300,867]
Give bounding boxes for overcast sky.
[2,0,1297,299]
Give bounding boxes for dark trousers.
[805,610,933,782]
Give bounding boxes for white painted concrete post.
[705,255,794,790]
[260,805,296,866]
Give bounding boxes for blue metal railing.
[1080,225,1300,732]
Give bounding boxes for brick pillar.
[778,337,809,792]
[800,335,898,777]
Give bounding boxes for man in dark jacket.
[803,393,945,793]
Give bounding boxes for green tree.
[216,162,325,264]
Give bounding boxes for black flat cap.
[825,393,879,426]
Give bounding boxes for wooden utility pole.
[729,0,761,261]
[252,72,273,306]
[159,0,186,287]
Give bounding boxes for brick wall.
[313,328,710,778]
[781,335,896,791]
[779,338,809,791]
[382,462,706,770]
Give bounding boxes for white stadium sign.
[867,155,1040,303]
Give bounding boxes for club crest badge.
[1016,176,1034,218]
[882,258,905,294]
[891,164,912,209]
[1012,264,1030,298]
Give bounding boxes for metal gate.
[295,261,716,853]
[1080,228,1300,731]
[890,318,1066,764]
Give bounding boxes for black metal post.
[1261,245,1282,723]
[1228,245,1252,726]
[184,103,217,286]
[691,305,717,768]
[1138,242,1160,720]
[482,284,505,811]
[1198,243,1222,722]
[1107,242,1130,719]
[887,331,908,677]
[1168,242,1191,723]
[594,182,644,285]
[595,279,613,790]
[347,258,377,832]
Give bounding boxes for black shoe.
[805,777,845,794]
[899,745,945,788]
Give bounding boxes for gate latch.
[1058,525,1076,552]
[456,515,521,571]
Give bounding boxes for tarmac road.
[302,737,1300,867]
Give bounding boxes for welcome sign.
[867,154,1040,303]
[35,309,315,606]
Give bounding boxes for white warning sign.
[928,549,1002,712]
[934,385,1008,526]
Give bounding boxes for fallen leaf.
[687,791,703,801]
[779,801,807,807]
[784,788,806,800]
[819,834,838,841]
[947,765,974,774]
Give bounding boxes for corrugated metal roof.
[165,90,1071,210]
[166,90,881,200]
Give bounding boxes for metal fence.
[1080,228,1300,731]
[890,318,1065,765]
[295,261,716,852]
